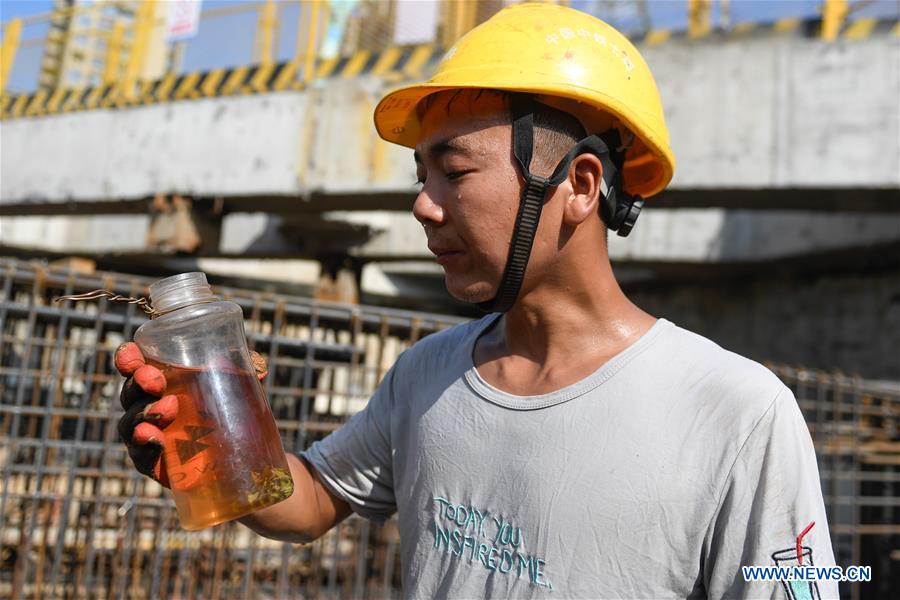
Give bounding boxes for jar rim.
[149,272,217,314]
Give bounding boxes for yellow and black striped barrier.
[0,42,445,120]
[1,16,896,121]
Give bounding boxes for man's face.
[413,92,523,303]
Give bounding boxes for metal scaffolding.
[0,258,896,599]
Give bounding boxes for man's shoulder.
[393,314,494,373]
[652,320,789,412]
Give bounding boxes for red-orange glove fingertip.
[144,394,179,423]
[134,364,166,396]
[133,422,164,445]
[115,342,145,375]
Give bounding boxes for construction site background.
[1,0,898,598]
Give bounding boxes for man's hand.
[115,342,350,542]
[114,342,268,488]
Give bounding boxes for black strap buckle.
[613,196,643,237]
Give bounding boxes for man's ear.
[562,154,603,226]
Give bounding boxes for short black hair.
[530,99,587,178]
[418,89,586,179]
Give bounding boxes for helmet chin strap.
[477,96,644,314]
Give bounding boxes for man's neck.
[472,260,656,395]
[511,297,651,359]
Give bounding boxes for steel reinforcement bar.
[0,258,896,599]
[0,258,462,599]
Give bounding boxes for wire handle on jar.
[55,289,158,317]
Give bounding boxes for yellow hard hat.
[374,2,675,198]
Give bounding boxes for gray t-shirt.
[302,316,837,599]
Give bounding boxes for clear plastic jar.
[133,272,293,530]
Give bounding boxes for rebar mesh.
[769,365,900,600]
[1,257,897,599]
[0,258,462,599]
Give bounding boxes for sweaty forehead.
[416,91,511,157]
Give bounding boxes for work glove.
[115,342,269,488]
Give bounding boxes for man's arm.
[702,386,838,599]
[238,453,352,543]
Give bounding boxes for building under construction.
[1,0,898,598]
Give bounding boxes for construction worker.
[116,4,837,598]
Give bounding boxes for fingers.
[119,394,178,489]
[133,395,179,443]
[133,421,165,445]
[118,400,148,443]
[250,351,269,381]
[119,377,140,411]
[115,344,174,489]
[134,365,166,396]
[114,342,145,376]
[126,442,170,488]
[119,394,179,441]
[121,413,164,485]
[143,394,178,424]
[127,442,161,475]
[119,364,165,413]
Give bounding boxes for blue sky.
[2,0,898,94]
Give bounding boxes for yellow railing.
[119,0,156,102]
[0,0,332,97]
[0,17,22,95]
[103,22,126,86]
[0,0,894,99]
[821,0,850,41]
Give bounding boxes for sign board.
[166,0,203,42]
[394,0,439,46]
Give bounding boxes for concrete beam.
[4,209,898,266]
[649,36,900,189]
[2,35,897,210]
